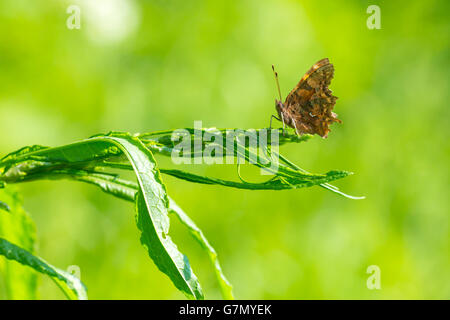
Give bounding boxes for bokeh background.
[0,0,449,299]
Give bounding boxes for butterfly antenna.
[272,65,282,101]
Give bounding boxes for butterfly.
[270,58,341,138]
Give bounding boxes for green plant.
[0,128,362,300]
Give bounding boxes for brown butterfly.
[270,58,341,138]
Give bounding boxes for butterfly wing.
[284,58,332,106]
[283,58,340,138]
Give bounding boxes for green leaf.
[0,129,358,197]
[0,187,37,299]
[101,133,203,299]
[159,168,352,190]
[0,145,49,165]
[0,201,10,212]
[0,238,87,300]
[0,129,363,299]
[139,128,310,147]
[55,171,232,299]
[0,135,204,299]
[168,198,234,300]
[277,152,365,199]
[70,171,137,202]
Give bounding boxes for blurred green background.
[0,0,449,299]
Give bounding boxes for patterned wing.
[284,58,332,106]
[283,58,340,138]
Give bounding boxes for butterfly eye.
[275,100,284,109]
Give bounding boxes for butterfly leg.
[292,120,300,136]
[269,115,280,131]
[280,113,287,136]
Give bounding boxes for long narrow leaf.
[168,198,234,300]
[0,135,204,299]
[0,238,87,300]
[0,188,37,299]
[94,162,352,191]
[46,170,233,300]
[94,133,204,299]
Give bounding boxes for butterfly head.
[275,99,285,117]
